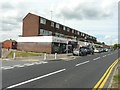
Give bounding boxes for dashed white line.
[93,57,100,61]
[75,61,90,67]
[7,68,66,89]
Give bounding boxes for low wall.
[17,42,52,53]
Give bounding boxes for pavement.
[1,50,119,89]
[2,53,77,61]
[1,49,11,58]
[1,53,78,68]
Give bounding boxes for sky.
[0,0,119,45]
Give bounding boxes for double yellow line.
[93,57,120,90]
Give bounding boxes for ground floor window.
[52,42,66,54]
[51,42,78,54]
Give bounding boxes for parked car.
[94,48,101,53]
[73,47,87,56]
[83,47,94,55]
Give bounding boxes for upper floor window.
[56,23,60,29]
[40,29,52,36]
[55,33,60,37]
[81,33,82,36]
[40,18,46,24]
[72,30,74,33]
[59,34,64,37]
[83,33,84,37]
[63,26,66,30]
[67,28,70,32]
[77,32,79,35]
[51,22,54,27]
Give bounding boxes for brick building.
[17,13,97,53]
[3,39,17,49]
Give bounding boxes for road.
[2,50,119,89]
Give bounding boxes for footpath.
[2,53,78,61]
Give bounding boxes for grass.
[6,50,43,58]
[111,67,120,88]
[114,74,120,81]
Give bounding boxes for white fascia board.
[17,36,52,42]
[52,36,77,43]
[17,36,78,43]
[52,36,68,43]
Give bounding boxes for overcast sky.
[0,0,119,45]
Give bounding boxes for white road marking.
[41,62,48,64]
[15,65,25,68]
[7,69,66,88]
[2,66,14,70]
[24,63,35,66]
[103,55,106,57]
[13,65,23,67]
[2,61,48,70]
[75,61,90,67]
[32,62,40,65]
[93,57,100,61]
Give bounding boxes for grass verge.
[6,50,42,58]
[111,65,120,88]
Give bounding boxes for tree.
[102,42,105,45]
[113,44,120,49]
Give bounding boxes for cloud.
[0,0,118,45]
[98,35,118,45]
[1,2,14,11]
[55,0,116,20]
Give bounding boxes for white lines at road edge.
[6,68,66,89]
[93,57,100,61]
[2,61,48,70]
[103,55,106,57]
[75,61,90,67]
[1,66,14,70]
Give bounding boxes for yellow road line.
[93,59,117,89]
[93,57,120,89]
[99,59,119,88]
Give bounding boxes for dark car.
[82,46,94,55]
[73,47,87,56]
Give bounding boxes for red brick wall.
[23,13,39,37]
[17,42,52,53]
